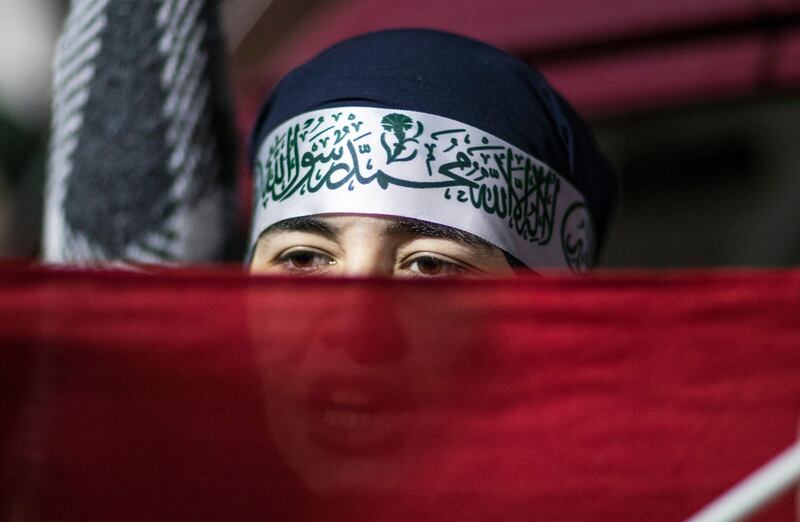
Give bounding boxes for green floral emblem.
[380,113,423,163]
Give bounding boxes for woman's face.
[250,214,514,278]
[248,214,505,501]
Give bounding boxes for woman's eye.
[404,255,468,277]
[277,249,335,273]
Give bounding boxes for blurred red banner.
[1,265,799,520]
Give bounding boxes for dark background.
[2,0,798,267]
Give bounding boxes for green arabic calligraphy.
[560,203,592,271]
[256,111,560,245]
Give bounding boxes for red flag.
[2,265,799,520]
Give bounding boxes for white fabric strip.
[250,107,593,271]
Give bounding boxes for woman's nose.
[315,287,409,367]
[341,249,396,277]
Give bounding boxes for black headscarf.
[251,28,617,257]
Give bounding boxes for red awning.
[236,0,800,130]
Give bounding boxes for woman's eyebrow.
[383,217,495,250]
[258,217,339,241]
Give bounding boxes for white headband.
[250,107,594,271]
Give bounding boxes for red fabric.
[1,265,799,520]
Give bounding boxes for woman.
[247,29,620,514]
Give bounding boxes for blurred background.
[1,0,798,267]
